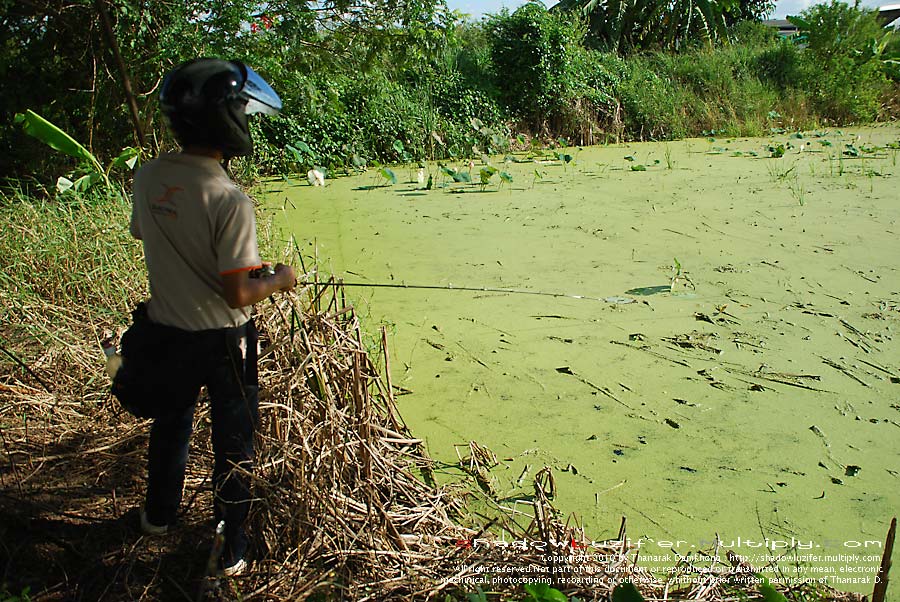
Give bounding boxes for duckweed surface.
[262,126,900,593]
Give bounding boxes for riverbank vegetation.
[2,0,898,185]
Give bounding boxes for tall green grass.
[0,185,145,390]
[617,46,820,139]
[0,182,291,394]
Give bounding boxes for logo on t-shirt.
[151,185,183,219]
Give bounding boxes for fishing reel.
[249,265,276,279]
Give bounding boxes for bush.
[754,40,803,90]
[802,56,886,122]
[566,48,628,140]
[616,46,802,139]
[250,66,508,175]
[428,71,505,140]
[792,0,891,122]
[618,57,690,139]
[885,34,900,82]
[729,20,780,48]
[487,4,587,127]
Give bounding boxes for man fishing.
[123,58,295,575]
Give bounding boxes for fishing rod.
[290,237,635,304]
[311,280,636,304]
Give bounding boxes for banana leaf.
[15,110,103,175]
[110,147,140,172]
[57,173,102,194]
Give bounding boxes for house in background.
[762,18,800,36]
[764,3,900,36]
[878,3,900,25]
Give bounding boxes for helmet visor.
[241,65,282,115]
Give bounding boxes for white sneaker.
[221,558,248,577]
[139,509,169,535]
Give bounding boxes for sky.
[445,0,887,21]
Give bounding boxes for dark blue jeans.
[144,318,259,567]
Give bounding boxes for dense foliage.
[553,0,775,53]
[2,0,897,186]
[789,0,895,120]
[0,0,455,179]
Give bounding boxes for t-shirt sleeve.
[216,192,262,275]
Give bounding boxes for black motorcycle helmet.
[160,58,282,159]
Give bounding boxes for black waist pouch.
[112,303,203,419]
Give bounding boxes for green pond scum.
[262,125,900,595]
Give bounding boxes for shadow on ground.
[0,422,225,601]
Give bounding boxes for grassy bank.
[248,43,896,179]
[245,11,898,177]
[0,186,144,397]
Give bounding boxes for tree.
[487,3,585,124]
[552,0,773,54]
[0,0,450,182]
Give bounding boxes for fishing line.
[305,278,787,335]
[310,277,798,322]
[307,280,637,334]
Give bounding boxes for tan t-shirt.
[130,153,262,331]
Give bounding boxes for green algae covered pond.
[261,126,900,594]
